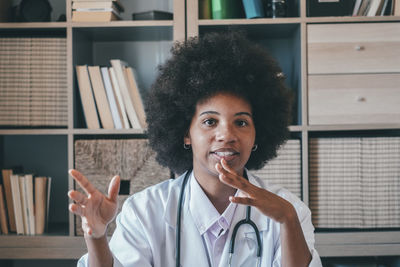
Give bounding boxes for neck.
[193,167,239,214]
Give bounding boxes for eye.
[235,119,248,127]
[203,118,216,126]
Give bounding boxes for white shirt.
[77,171,323,267]
[189,172,237,267]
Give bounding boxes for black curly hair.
[145,31,293,175]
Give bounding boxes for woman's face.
[184,92,256,178]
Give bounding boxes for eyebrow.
[199,111,253,117]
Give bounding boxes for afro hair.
[145,31,293,175]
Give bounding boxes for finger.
[108,176,120,202]
[216,162,255,194]
[69,203,84,217]
[69,169,97,195]
[68,190,88,205]
[229,196,256,206]
[220,158,238,175]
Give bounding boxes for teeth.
[215,151,235,156]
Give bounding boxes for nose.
[216,123,237,143]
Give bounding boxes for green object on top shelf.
[212,0,245,19]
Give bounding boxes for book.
[358,0,371,15]
[109,67,130,129]
[199,0,212,19]
[110,60,142,129]
[0,185,8,234]
[10,174,24,235]
[380,0,390,15]
[25,174,35,235]
[124,67,147,129]
[71,10,121,22]
[366,0,383,16]
[35,177,47,235]
[352,0,363,15]
[395,0,400,15]
[72,1,124,12]
[88,66,115,129]
[101,67,123,129]
[131,10,173,20]
[1,169,16,232]
[19,176,29,235]
[45,177,52,232]
[242,0,265,19]
[75,65,100,129]
[211,0,244,19]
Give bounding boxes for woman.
[69,31,322,267]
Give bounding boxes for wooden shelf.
[316,231,400,257]
[0,236,86,259]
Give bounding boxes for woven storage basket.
[74,139,171,236]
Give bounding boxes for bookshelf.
[0,0,399,265]
[0,0,184,264]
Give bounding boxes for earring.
[183,143,191,150]
[252,144,258,152]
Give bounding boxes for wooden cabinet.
[307,22,400,125]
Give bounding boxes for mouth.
[211,149,239,162]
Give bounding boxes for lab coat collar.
[163,170,271,267]
[163,170,270,232]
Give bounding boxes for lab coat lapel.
[218,174,270,267]
[180,204,210,267]
[163,172,210,267]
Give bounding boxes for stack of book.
[0,169,51,235]
[251,139,302,199]
[309,137,400,229]
[76,60,146,130]
[74,138,171,235]
[72,0,124,22]
[0,37,67,127]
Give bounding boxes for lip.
[210,148,239,162]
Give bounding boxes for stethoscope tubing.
[175,169,263,267]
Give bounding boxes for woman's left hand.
[216,158,297,224]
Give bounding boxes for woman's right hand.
[68,169,120,239]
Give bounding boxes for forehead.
[196,92,252,113]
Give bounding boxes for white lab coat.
[78,171,322,267]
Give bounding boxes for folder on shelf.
[110,60,142,129]
[101,67,123,129]
[109,67,130,129]
[1,169,16,232]
[76,65,101,129]
[124,67,147,129]
[88,66,115,129]
[0,185,8,234]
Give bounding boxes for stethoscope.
[175,169,262,267]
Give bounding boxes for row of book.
[76,60,146,130]
[309,137,400,229]
[0,169,51,235]
[72,0,124,22]
[0,37,68,127]
[352,0,400,16]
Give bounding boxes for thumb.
[108,175,120,202]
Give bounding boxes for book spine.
[0,185,9,234]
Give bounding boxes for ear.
[184,130,191,145]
